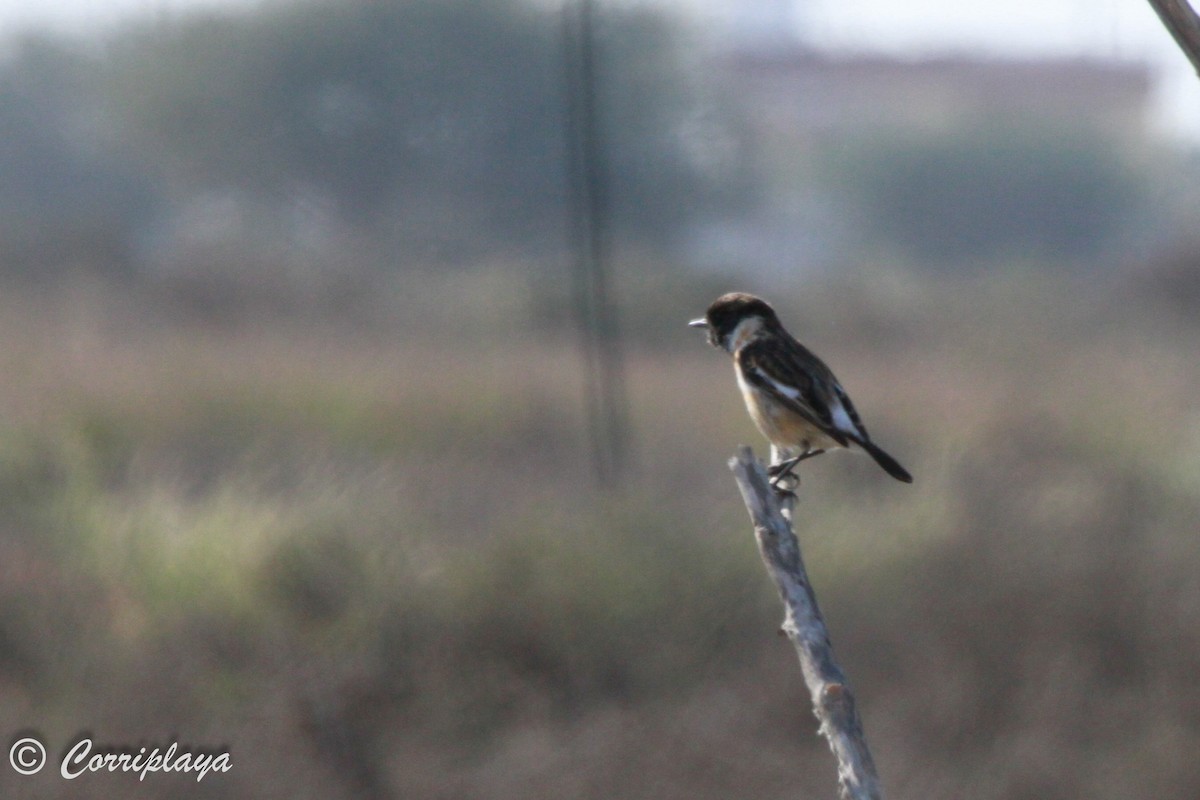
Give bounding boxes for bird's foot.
[772,484,797,502]
[767,460,797,480]
[769,464,800,499]
[769,464,798,489]
[767,448,825,488]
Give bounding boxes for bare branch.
[1147,0,1200,77]
[729,446,883,800]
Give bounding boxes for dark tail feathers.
[859,439,913,483]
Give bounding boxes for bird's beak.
[688,317,708,330]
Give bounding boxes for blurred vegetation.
[0,266,1196,798]
[826,126,1150,268]
[0,0,751,280]
[0,0,1195,284]
[0,1,1197,798]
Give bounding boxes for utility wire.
[562,0,630,487]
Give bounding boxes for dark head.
[688,292,779,353]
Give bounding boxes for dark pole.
[1146,0,1200,77]
[563,0,629,486]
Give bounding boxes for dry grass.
[0,266,1197,799]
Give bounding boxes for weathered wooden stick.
[729,446,883,800]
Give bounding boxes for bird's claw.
[769,463,800,495]
[771,484,797,501]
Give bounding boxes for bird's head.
[689,292,779,353]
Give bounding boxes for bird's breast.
[735,367,837,452]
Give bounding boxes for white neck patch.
[724,316,763,352]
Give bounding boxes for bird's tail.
[858,439,913,483]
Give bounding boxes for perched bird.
[690,292,912,484]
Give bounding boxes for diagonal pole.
[1146,0,1200,77]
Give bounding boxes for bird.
[690,292,912,484]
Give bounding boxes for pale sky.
[0,0,1196,139]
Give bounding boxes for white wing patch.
[756,368,802,402]
[751,363,864,441]
[829,397,857,435]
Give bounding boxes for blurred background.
[0,0,1198,798]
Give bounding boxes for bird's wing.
[830,382,871,443]
[737,340,852,448]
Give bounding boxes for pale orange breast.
[736,368,839,453]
